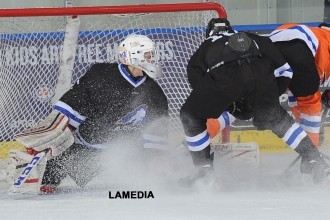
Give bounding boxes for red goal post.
[0,2,228,159]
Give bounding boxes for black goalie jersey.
[54,63,168,149]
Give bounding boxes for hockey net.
[0,2,227,159]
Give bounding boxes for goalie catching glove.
[14,109,74,158]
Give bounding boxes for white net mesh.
[0,6,221,158]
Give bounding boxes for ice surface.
[1,144,330,220]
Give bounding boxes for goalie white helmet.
[118,34,163,79]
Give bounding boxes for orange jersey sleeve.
[309,27,330,81]
[274,24,330,81]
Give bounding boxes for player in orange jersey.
[268,23,330,148]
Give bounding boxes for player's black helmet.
[206,18,234,38]
[319,22,330,30]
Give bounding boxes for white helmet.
[118,34,163,79]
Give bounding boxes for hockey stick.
[52,1,80,104]
[280,152,330,178]
[321,153,330,161]
[280,155,301,177]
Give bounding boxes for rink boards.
[2,126,330,157]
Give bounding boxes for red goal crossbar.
[0,2,227,18]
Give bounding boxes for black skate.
[308,154,330,183]
[178,164,214,187]
[300,156,312,174]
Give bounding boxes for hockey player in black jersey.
[180,18,330,184]
[10,34,169,194]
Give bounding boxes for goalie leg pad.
[0,157,17,184]
[42,158,68,186]
[17,143,103,190]
[54,143,102,188]
[8,150,47,195]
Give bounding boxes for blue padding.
[0,22,325,39]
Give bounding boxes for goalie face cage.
[0,3,227,158]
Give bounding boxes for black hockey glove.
[321,89,330,108]
[227,99,254,120]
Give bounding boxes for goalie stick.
[280,155,301,178]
